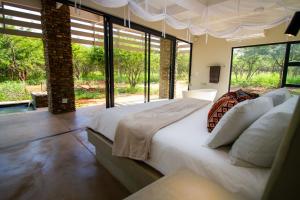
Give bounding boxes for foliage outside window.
[230,42,300,94]
[0,35,45,101]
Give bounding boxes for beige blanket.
[112,98,210,160]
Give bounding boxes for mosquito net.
[84,0,300,39]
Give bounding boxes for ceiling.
[80,0,300,39]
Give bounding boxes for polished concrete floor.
[0,106,130,200]
[0,105,103,149]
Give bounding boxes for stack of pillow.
[206,88,298,168]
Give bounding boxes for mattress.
[89,100,270,200]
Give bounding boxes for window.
[0,3,46,104]
[70,11,106,108]
[113,24,146,105]
[230,41,300,94]
[175,41,191,98]
[283,43,300,86]
[110,19,188,106]
[0,1,193,109]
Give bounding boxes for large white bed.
[89,100,271,200]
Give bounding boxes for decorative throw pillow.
[229,96,298,168]
[207,90,258,132]
[206,97,274,148]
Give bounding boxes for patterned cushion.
[207,90,258,132]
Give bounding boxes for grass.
[74,88,105,100]
[0,82,31,101]
[231,73,281,88]
[286,76,300,85]
[1,72,298,103]
[116,86,144,95]
[231,72,300,88]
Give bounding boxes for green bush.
[81,71,105,81]
[75,88,105,100]
[0,81,30,101]
[116,86,144,95]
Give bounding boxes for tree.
[266,44,285,87]
[88,46,105,75]
[114,49,144,88]
[290,43,300,62]
[176,53,189,81]
[72,43,92,79]
[0,35,44,82]
[239,46,265,80]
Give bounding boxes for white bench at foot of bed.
[87,128,163,193]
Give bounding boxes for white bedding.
[89,100,270,200]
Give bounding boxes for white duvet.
[89,100,270,200]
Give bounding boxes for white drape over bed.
[85,0,300,39]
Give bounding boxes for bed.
[88,100,271,200]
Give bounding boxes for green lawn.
[231,72,300,88]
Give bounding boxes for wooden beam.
[0,9,41,20]
[0,18,41,29]
[0,28,41,38]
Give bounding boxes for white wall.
[190,23,300,98]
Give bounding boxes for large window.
[113,24,146,105]
[110,20,181,106]
[230,41,300,94]
[70,11,106,108]
[0,1,193,111]
[0,3,46,104]
[284,43,300,86]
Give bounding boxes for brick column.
[159,38,171,98]
[41,0,75,114]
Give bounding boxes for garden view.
[231,43,300,94]
[0,34,190,107]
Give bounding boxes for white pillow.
[206,97,274,148]
[263,87,291,106]
[230,96,299,168]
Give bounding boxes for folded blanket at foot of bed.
[112,98,211,160]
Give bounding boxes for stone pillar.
[159,38,171,99]
[41,0,75,114]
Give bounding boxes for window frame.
[282,41,300,88]
[228,40,300,92]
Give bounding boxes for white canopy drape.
[87,0,300,39]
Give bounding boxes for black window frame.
[282,41,300,88]
[229,40,300,92]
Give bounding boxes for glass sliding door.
[113,24,146,105]
[69,7,106,108]
[111,21,177,105]
[175,41,191,98]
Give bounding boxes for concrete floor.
[0,106,130,200]
[0,105,103,149]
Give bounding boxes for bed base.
[87,128,163,193]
